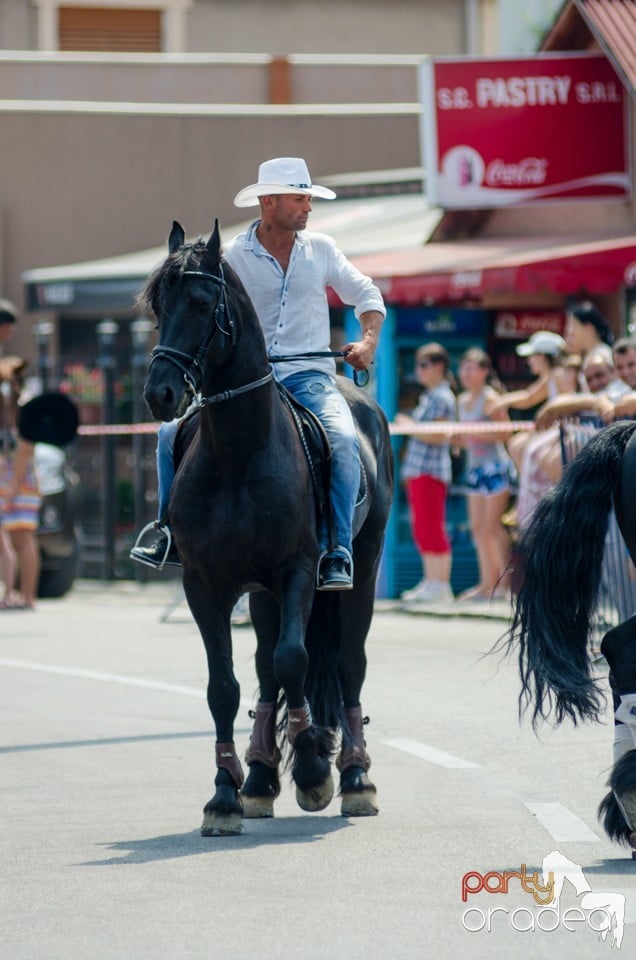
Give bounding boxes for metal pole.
[131,318,153,583]
[97,319,119,581]
[33,320,55,392]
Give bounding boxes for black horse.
[504,419,636,852]
[141,221,394,835]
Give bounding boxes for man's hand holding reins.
[342,310,383,372]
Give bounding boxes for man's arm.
[342,310,383,371]
[535,393,607,429]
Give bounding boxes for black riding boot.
[130,521,181,569]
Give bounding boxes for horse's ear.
[168,221,185,254]
[202,220,221,270]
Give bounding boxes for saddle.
[276,383,331,521]
[277,384,368,544]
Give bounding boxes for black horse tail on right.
[504,420,636,728]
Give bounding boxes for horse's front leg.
[275,565,335,813]
[185,577,244,836]
[241,592,282,818]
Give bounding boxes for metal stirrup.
[131,521,173,570]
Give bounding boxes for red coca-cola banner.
[493,309,566,338]
[419,53,629,209]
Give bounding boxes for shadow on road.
[79,815,353,865]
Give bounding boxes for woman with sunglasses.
[395,343,457,605]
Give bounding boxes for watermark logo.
[461,850,625,947]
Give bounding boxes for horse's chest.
[173,461,299,524]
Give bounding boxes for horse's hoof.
[295,772,334,812]
[341,789,379,817]
[339,768,378,816]
[240,794,275,819]
[200,810,243,836]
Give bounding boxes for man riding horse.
[132,156,385,590]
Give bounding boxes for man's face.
[614,347,636,389]
[583,359,612,393]
[267,194,313,232]
[0,323,14,345]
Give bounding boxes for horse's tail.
[504,420,636,727]
[304,594,346,734]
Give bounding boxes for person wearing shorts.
[456,348,514,602]
[395,343,456,604]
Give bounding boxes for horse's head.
[141,220,239,421]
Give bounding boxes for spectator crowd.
[397,300,636,607]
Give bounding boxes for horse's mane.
[136,238,249,321]
[136,239,207,317]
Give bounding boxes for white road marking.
[381,736,480,769]
[0,658,253,710]
[524,802,601,842]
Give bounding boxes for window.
[58,6,161,52]
[34,1,191,53]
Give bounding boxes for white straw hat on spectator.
[234,157,337,207]
[516,331,566,357]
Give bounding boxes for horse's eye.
[189,295,210,314]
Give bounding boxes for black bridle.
[149,265,273,405]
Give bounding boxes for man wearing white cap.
[132,158,386,590]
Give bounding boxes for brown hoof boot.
[241,701,281,818]
[201,744,244,835]
[337,706,372,773]
[338,707,378,816]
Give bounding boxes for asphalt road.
[1,581,635,959]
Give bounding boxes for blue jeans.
[154,371,359,554]
[156,419,178,522]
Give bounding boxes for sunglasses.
[417,359,437,369]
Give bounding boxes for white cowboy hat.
[233,157,336,208]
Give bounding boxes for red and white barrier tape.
[77,422,159,436]
[390,420,535,437]
[76,420,536,438]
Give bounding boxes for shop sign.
[494,310,565,338]
[35,282,75,307]
[419,53,629,208]
[396,307,488,337]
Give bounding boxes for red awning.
[349,233,636,304]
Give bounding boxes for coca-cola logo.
[486,158,548,187]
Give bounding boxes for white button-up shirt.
[223,220,386,382]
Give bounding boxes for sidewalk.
[66,579,513,622]
[375,594,513,621]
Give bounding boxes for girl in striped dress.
[0,357,41,609]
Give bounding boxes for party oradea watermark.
[461,850,625,948]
